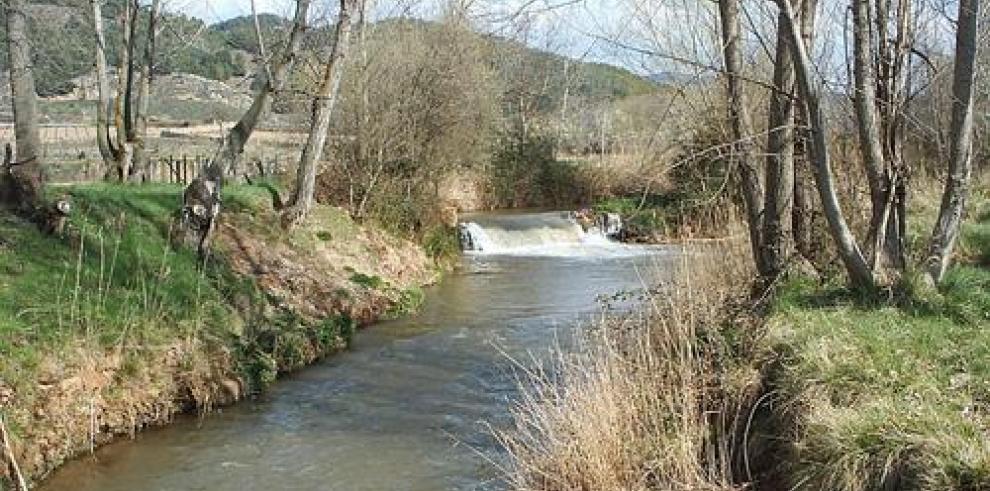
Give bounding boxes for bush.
[422,226,460,262]
[487,123,596,208]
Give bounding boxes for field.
[0,122,308,183]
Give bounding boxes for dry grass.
[496,236,758,491]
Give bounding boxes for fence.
[148,154,286,184]
[0,123,294,184]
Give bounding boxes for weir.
[458,211,625,256]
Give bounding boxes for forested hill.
[0,3,656,101]
[0,1,250,95]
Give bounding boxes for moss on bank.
[0,183,434,486]
[762,195,990,490]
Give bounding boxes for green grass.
[421,225,460,263]
[0,183,278,395]
[346,271,425,319]
[766,197,990,490]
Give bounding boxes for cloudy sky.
[176,0,296,23]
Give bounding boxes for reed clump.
[497,236,759,491]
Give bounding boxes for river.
[40,211,675,491]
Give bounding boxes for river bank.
[0,183,438,487]
[748,188,990,490]
[501,181,990,490]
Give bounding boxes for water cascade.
[458,211,626,256]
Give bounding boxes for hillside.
[0,1,249,96]
[0,5,655,105]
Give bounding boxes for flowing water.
[41,211,677,491]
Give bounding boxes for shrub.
[422,226,460,261]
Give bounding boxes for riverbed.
[40,212,676,491]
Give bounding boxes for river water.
[40,212,676,491]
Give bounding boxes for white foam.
[459,213,654,258]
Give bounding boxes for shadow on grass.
[776,267,990,326]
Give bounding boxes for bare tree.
[925,0,981,283]
[89,0,160,182]
[324,14,497,225]
[851,0,912,277]
[177,0,312,259]
[284,0,361,223]
[206,0,313,184]
[2,0,44,214]
[792,0,817,262]
[132,0,161,182]
[114,0,135,179]
[778,0,875,288]
[761,0,799,278]
[90,0,115,173]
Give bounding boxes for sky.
[177,0,295,23]
[175,0,627,67]
[173,0,953,81]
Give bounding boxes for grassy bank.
[501,184,990,490]
[760,195,990,490]
[0,183,434,486]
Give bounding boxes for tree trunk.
[792,0,817,262]
[852,0,886,206]
[880,0,911,272]
[208,0,312,184]
[778,0,875,289]
[792,154,815,260]
[285,0,360,222]
[925,0,980,283]
[113,0,134,181]
[90,0,116,174]
[718,0,768,277]
[3,0,44,213]
[854,0,911,277]
[177,0,312,261]
[132,0,161,183]
[761,0,798,279]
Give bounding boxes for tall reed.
[497,236,756,491]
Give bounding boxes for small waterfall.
[458,212,624,256]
